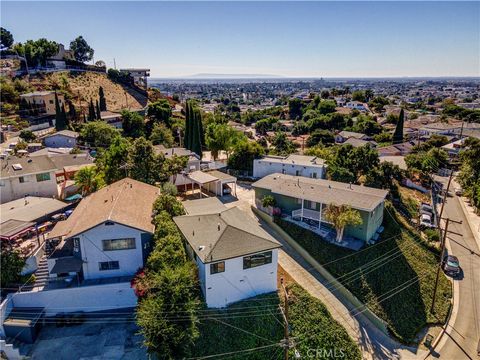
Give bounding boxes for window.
[243,251,273,269]
[311,172,317,179]
[36,172,51,182]
[99,261,119,271]
[102,238,136,251]
[49,100,54,104]
[19,176,26,183]
[310,201,316,210]
[296,198,302,204]
[73,238,80,252]
[210,262,225,274]
[295,170,300,176]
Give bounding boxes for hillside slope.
[28,71,148,113]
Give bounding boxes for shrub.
[424,229,440,243]
[262,195,276,208]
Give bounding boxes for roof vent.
[217,223,221,231]
[199,245,205,251]
[12,163,23,170]
[27,159,33,163]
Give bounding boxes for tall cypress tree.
[88,99,96,121]
[54,92,66,130]
[192,109,202,156]
[99,86,107,111]
[61,104,69,129]
[68,101,77,123]
[184,101,191,149]
[392,109,404,145]
[96,100,102,120]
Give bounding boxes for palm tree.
[74,166,105,196]
[324,203,363,242]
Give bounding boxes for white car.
[420,214,435,228]
[454,187,463,196]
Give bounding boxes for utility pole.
[431,217,462,313]
[280,278,293,360]
[438,171,454,223]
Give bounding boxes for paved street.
[429,194,480,360]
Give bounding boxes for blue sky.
[2,1,479,77]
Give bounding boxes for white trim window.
[243,251,272,269]
[210,261,225,274]
[102,238,136,251]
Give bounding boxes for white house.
[345,101,367,111]
[174,200,281,308]
[253,154,327,179]
[43,130,79,148]
[335,130,369,143]
[0,155,58,204]
[47,178,159,281]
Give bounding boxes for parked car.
[420,203,433,215]
[454,187,463,196]
[420,213,435,228]
[442,255,461,276]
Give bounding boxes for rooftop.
[252,173,388,212]
[183,197,227,216]
[20,91,55,97]
[257,154,325,167]
[174,206,281,263]
[343,137,376,148]
[338,131,367,139]
[153,145,200,161]
[50,178,160,239]
[1,196,68,223]
[0,155,57,178]
[44,130,79,139]
[49,153,94,171]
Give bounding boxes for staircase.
[20,255,48,292]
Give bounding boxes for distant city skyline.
[2,1,479,78]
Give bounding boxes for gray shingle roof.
[252,173,388,212]
[0,155,57,178]
[174,207,281,263]
[44,130,79,139]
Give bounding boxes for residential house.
[419,123,463,137]
[441,138,466,159]
[154,145,201,186]
[47,178,159,282]
[119,68,150,89]
[252,173,388,244]
[335,130,369,143]
[101,111,123,129]
[343,137,377,148]
[345,101,367,111]
[174,199,281,308]
[0,156,58,204]
[43,130,79,148]
[253,154,327,179]
[377,141,416,157]
[19,91,65,117]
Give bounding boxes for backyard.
[275,203,452,344]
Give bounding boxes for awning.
[187,170,219,185]
[0,220,35,240]
[65,194,83,202]
[50,257,83,274]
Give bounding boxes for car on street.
[442,255,461,276]
[454,187,463,196]
[420,213,435,228]
[420,203,434,215]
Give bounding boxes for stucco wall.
[201,249,278,308]
[77,223,148,280]
[0,171,58,204]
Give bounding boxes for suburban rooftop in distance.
[252,173,388,212]
[256,154,326,166]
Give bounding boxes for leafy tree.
[152,193,185,217]
[0,249,25,288]
[160,155,188,184]
[96,136,131,184]
[147,99,172,128]
[458,138,480,208]
[351,90,366,103]
[67,101,77,123]
[324,204,362,242]
[121,110,145,138]
[262,195,276,208]
[19,129,36,142]
[392,109,404,144]
[80,121,121,148]
[13,38,58,67]
[364,161,403,190]
[136,263,199,358]
[317,100,336,115]
[74,165,105,195]
[271,132,296,156]
[205,123,244,160]
[327,144,379,183]
[369,96,389,112]
[161,182,178,197]
[70,36,94,63]
[150,123,174,147]
[320,90,330,99]
[228,141,265,173]
[54,92,67,131]
[0,27,14,49]
[129,137,162,185]
[98,86,107,111]
[306,130,334,148]
[350,115,382,136]
[288,98,303,120]
[254,118,278,135]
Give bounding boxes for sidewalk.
[458,196,480,251]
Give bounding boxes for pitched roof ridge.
[204,216,228,262]
[107,178,128,221]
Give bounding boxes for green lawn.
[275,204,452,344]
[192,286,361,359]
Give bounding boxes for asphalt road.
[432,194,480,360]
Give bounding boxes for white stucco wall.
[44,135,77,148]
[200,249,278,308]
[0,171,58,204]
[253,160,326,179]
[7,282,137,317]
[77,223,148,280]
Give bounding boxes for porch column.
[319,203,323,229]
[301,199,304,221]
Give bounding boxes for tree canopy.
[0,27,14,49]
[70,36,94,63]
[13,38,58,67]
